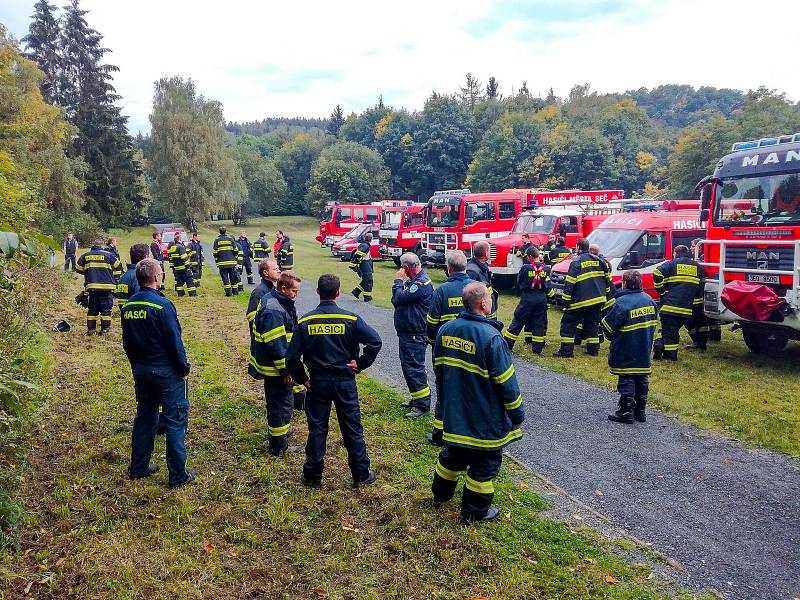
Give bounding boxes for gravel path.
[206,247,800,600]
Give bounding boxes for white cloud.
[5,0,799,134]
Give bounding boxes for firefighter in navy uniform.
[504,247,553,355]
[601,270,658,424]
[652,245,708,361]
[574,244,613,347]
[350,232,374,302]
[514,234,537,260]
[233,238,245,294]
[252,232,272,259]
[116,243,149,308]
[391,252,434,418]
[76,239,123,334]
[248,271,303,456]
[554,238,611,358]
[277,232,295,270]
[186,232,204,287]
[426,251,472,446]
[541,234,557,266]
[167,233,197,297]
[466,241,498,319]
[548,237,571,265]
[286,274,382,489]
[431,283,524,524]
[212,227,241,296]
[238,231,255,286]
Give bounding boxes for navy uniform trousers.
[559,306,602,356]
[172,268,197,297]
[352,261,374,301]
[264,380,294,455]
[432,446,503,520]
[219,266,241,296]
[617,375,649,413]
[87,290,114,332]
[505,296,548,354]
[399,334,430,411]
[653,313,706,360]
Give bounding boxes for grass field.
[0,245,681,599]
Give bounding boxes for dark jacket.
[76,245,123,291]
[246,279,275,325]
[277,237,294,269]
[150,240,164,262]
[64,238,78,256]
[213,235,239,268]
[186,239,203,268]
[121,287,190,376]
[238,237,253,259]
[433,312,524,450]
[392,270,434,335]
[349,241,372,275]
[561,252,611,311]
[653,257,707,317]
[549,244,571,265]
[426,272,471,344]
[167,241,191,271]
[116,266,140,307]
[517,263,554,303]
[248,288,298,380]
[287,301,382,382]
[601,289,658,375]
[515,242,537,258]
[541,240,556,265]
[466,257,498,318]
[105,244,122,263]
[252,238,271,258]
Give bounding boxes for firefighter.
[541,234,557,266]
[233,237,245,294]
[117,243,149,308]
[252,232,272,259]
[186,232,204,287]
[287,274,382,489]
[350,232,374,302]
[601,270,658,424]
[504,247,553,355]
[247,259,280,326]
[63,232,78,272]
[392,252,434,418]
[431,282,524,524]
[426,251,472,446]
[166,233,197,298]
[554,238,611,358]
[248,271,303,456]
[238,231,255,286]
[548,236,571,265]
[690,237,721,345]
[277,231,294,270]
[212,227,241,296]
[76,239,123,334]
[150,231,166,289]
[574,244,613,347]
[466,241,498,319]
[105,237,123,266]
[652,245,708,361]
[514,234,537,259]
[121,258,195,488]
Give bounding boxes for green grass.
[0,253,680,599]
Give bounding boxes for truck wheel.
[414,244,425,260]
[393,257,401,267]
[741,324,789,354]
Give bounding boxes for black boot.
[608,397,634,424]
[663,350,678,361]
[352,288,361,298]
[634,397,647,423]
[584,343,599,356]
[552,342,574,358]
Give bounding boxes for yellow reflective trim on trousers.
[584,337,600,344]
[610,366,652,374]
[503,330,519,341]
[530,335,545,342]
[561,336,575,343]
[292,384,305,393]
[248,356,280,376]
[298,313,358,324]
[442,428,522,449]
[660,305,693,316]
[433,356,489,378]
[426,314,439,324]
[85,283,118,291]
[217,260,237,266]
[124,301,164,309]
[465,476,495,494]
[435,461,463,482]
[504,394,522,410]
[268,424,290,436]
[619,321,657,332]
[433,418,443,430]
[410,386,430,399]
[492,364,515,384]
[565,296,605,310]
[663,343,680,350]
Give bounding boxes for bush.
[38,210,104,246]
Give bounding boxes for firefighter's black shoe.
[400,401,411,409]
[363,296,373,303]
[300,475,321,489]
[351,288,361,298]
[426,432,444,447]
[608,409,634,424]
[405,407,429,418]
[462,507,500,525]
[353,469,377,487]
[652,352,663,360]
[684,343,706,350]
[128,464,160,480]
[584,348,599,356]
[552,350,574,358]
[634,410,646,423]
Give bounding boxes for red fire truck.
[549,208,706,299]
[379,203,428,265]
[316,202,383,246]
[696,133,800,353]
[330,222,382,261]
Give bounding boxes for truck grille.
[488,243,497,262]
[427,233,445,245]
[724,246,795,272]
[379,236,396,245]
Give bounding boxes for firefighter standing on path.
[212,227,241,296]
[252,232,272,259]
[350,232,374,302]
[186,232,204,287]
[63,232,78,272]
[277,231,294,270]
[426,251,472,446]
[431,282,524,524]
[652,245,708,361]
[167,233,197,297]
[554,238,611,358]
[466,241,498,319]
[76,239,123,334]
[238,231,255,286]
[391,252,434,418]
[504,247,553,355]
[602,270,658,424]
[286,274,382,489]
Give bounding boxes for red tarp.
[721,280,787,322]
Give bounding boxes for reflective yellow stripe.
[661,305,693,316]
[410,387,430,399]
[124,301,163,309]
[619,321,658,332]
[663,343,680,350]
[610,367,652,374]
[246,310,257,322]
[435,461,463,482]
[465,476,494,494]
[298,313,358,324]
[292,384,305,393]
[85,283,118,291]
[443,429,522,449]
[504,394,522,410]
[492,364,515,384]
[560,336,575,343]
[433,356,489,378]
[274,358,286,369]
[248,356,280,376]
[268,424,290,436]
[530,335,545,342]
[503,330,519,341]
[565,296,605,310]
[260,325,287,343]
[426,314,439,324]
[433,419,443,430]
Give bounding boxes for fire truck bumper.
[489,266,518,276]
[423,250,446,266]
[704,279,800,332]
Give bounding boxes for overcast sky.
[3,0,799,135]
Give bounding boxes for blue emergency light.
[732,133,800,151]
[432,189,470,197]
[623,202,661,212]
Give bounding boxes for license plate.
[389,247,401,256]
[746,274,779,284]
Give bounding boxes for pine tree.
[327,104,345,136]
[486,76,499,100]
[22,0,61,103]
[459,72,484,111]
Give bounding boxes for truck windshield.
[586,228,643,258]
[427,199,462,227]
[511,214,557,234]
[713,173,800,226]
[343,224,367,240]
[382,211,402,230]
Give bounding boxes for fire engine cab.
[316,202,383,246]
[697,133,800,353]
[379,203,428,265]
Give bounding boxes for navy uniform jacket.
[349,241,372,274]
[517,263,554,302]
[238,237,253,259]
[104,245,123,268]
[433,312,524,450]
[278,237,294,269]
[186,240,203,268]
[426,272,471,344]
[549,244,571,265]
[562,252,611,311]
[515,242,537,258]
[116,266,140,307]
[653,257,707,317]
[248,288,298,380]
[233,239,244,267]
[287,301,382,382]
[541,240,556,264]
[601,289,658,375]
[213,235,239,268]
[76,245,123,291]
[167,241,191,271]
[246,279,275,325]
[64,238,78,256]
[252,238,271,258]
[121,287,190,376]
[466,257,498,318]
[392,270,434,335]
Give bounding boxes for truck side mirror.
[699,184,712,210]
